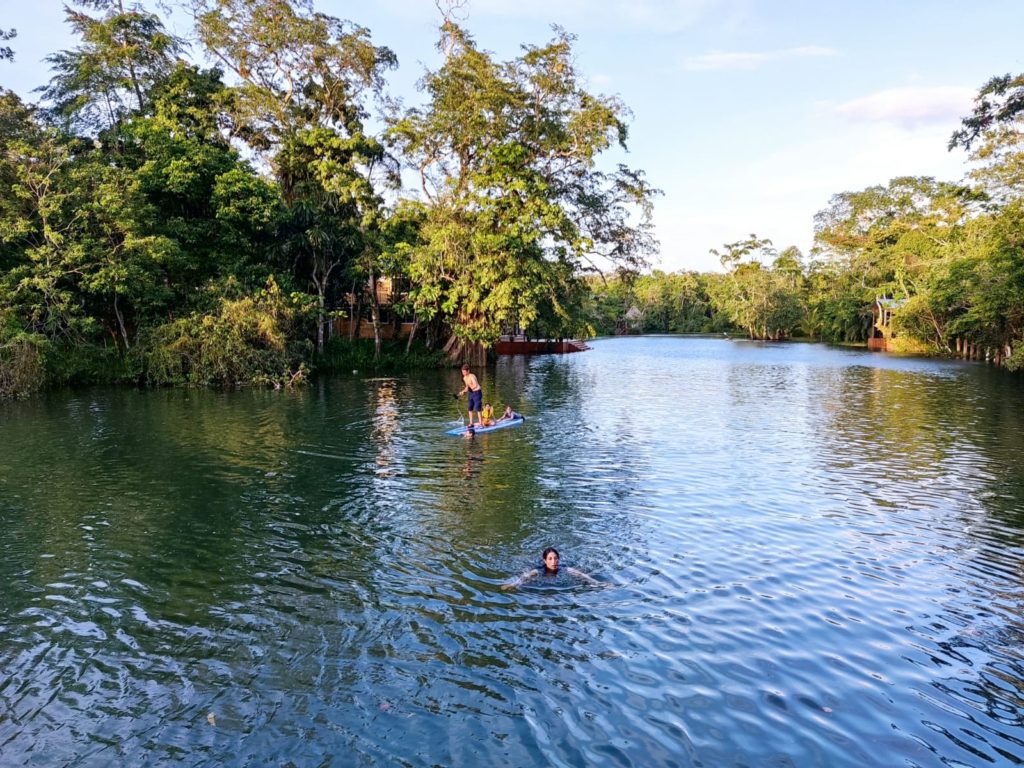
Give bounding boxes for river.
[2,336,1023,766]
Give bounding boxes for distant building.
[617,306,643,335]
[868,297,906,351]
[336,276,415,340]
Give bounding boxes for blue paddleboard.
[446,417,525,436]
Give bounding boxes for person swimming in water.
[501,547,601,590]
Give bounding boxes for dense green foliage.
[388,21,657,363]
[1,1,1021,398]
[0,0,658,396]
[589,91,1024,366]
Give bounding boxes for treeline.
[586,75,1024,371]
[2,3,1021,401]
[0,0,657,398]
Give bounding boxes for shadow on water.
[2,338,1024,766]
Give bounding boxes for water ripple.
[2,340,1024,766]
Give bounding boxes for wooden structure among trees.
[868,297,905,351]
[494,336,590,355]
[335,276,414,340]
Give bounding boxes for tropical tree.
[40,0,181,132]
[809,177,975,344]
[627,270,711,333]
[949,73,1024,152]
[194,0,398,355]
[582,271,632,335]
[116,64,282,299]
[389,21,658,364]
[804,256,872,342]
[0,95,52,397]
[707,236,804,340]
[0,122,88,344]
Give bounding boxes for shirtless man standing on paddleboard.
[458,365,483,427]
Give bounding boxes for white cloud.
[683,46,838,72]
[835,86,975,129]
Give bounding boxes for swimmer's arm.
[501,568,539,591]
[565,567,602,586]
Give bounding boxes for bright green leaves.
[139,275,311,387]
[705,238,806,341]
[41,3,180,131]
[390,22,657,352]
[195,0,396,146]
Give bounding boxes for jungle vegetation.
[1,1,1021,399]
[587,73,1024,371]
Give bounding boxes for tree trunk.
[368,265,382,361]
[442,333,460,362]
[448,340,485,367]
[316,290,326,355]
[113,293,130,351]
[441,334,486,367]
[351,290,363,343]
[405,314,420,355]
[474,341,487,366]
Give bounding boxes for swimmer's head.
[542,547,560,573]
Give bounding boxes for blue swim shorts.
[468,389,482,411]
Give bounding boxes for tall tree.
[390,22,658,363]
[40,1,180,131]
[114,63,283,304]
[194,0,398,354]
[949,73,1024,151]
[813,176,971,302]
[707,236,804,340]
[194,0,395,155]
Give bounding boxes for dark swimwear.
[468,389,482,411]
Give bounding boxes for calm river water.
[2,337,1023,767]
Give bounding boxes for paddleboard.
[446,417,525,436]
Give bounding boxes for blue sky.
[3,0,1023,272]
